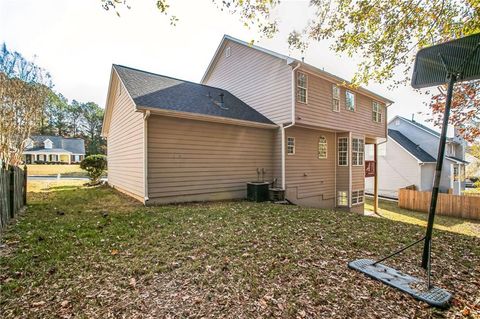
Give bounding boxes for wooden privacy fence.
[398,188,480,220]
[0,165,27,233]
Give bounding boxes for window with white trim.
[287,137,295,155]
[44,139,53,149]
[352,190,364,205]
[338,137,348,166]
[318,136,327,159]
[352,138,364,166]
[337,191,348,206]
[453,165,459,181]
[332,85,340,112]
[225,46,231,58]
[372,101,382,123]
[346,90,355,111]
[297,72,307,103]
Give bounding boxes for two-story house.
[201,35,393,212]
[365,115,468,198]
[102,35,392,212]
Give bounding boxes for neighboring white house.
[22,135,86,164]
[366,116,468,198]
[466,152,480,179]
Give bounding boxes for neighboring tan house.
[365,116,468,198]
[102,35,393,212]
[22,135,86,164]
[466,152,480,179]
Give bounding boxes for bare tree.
[0,43,51,166]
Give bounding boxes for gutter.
[281,61,301,189]
[143,110,151,203]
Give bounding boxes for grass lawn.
[1,182,479,318]
[27,164,86,177]
[365,197,480,238]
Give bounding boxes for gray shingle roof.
[27,136,85,154]
[388,129,436,163]
[399,116,441,137]
[113,65,274,125]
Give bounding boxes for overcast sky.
[1,0,438,127]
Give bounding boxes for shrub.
[80,155,107,185]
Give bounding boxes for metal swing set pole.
[421,72,456,271]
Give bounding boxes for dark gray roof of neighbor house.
[113,64,274,125]
[27,135,85,154]
[388,129,437,163]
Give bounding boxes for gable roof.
[26,136,85,154]
[113,64,274,126]
[388,129,436,163]
[390,115,458,142]
[201,34,394,104]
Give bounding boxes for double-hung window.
[287,137,295,155]
[318,136,327,159]
[346,90,355,111]
[338,137,348,166]
[352,138,364,166]
[352,190,364,205]
[373,101,382,123]
[297,72,307,103]
[332,85,340,112]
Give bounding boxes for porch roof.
[23,148,73,154]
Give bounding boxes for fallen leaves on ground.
[0,183,479,318]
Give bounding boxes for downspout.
[281,61,301,190]
[143,110,151,203]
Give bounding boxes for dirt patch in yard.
[1,184,479,318]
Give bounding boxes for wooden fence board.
[398,188,480,220]
[0,165,27,234]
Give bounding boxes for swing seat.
[348,259,452,308]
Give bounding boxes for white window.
[318,136,327,159]
[225,46,231,58]
[287,137,295,155]
[297,72,307,103]
[395,119,400,126]
[352,190,364,205]
[453,165,459,181]
[44,139,53,149]
[332,85,340,112]
[352,138,365,166]
[337,191,348,206]
[338,137,348,166]
[373,101,382,123]
[446,144,455,156]
[346,90,355,111]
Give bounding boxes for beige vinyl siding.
[296,70,386,138]
[147,115,274,203]
[106,72,145,200]
[284,126,336,207]
[203,40,292,125]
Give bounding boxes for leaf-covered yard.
[1,182,479,318]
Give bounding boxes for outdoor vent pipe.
[219,93,225,108]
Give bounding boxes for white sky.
[0,0,438,128]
